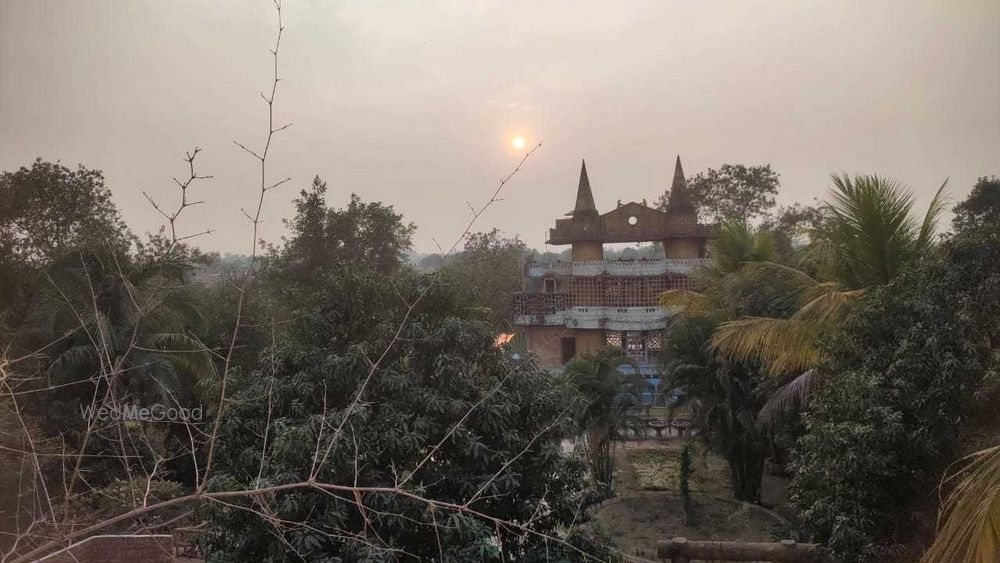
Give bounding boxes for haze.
[2,0,997,254]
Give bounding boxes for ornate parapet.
[547,201,711,245]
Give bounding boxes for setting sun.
[511,136,526,150]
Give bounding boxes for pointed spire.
[666,154,697,222]
[668,155,690,206]
[574,159,597,215]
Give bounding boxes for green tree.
[953,175,1000,234]
[708,173,946,378]
[760,202,823,262]
[657,163,780,223]
[195,181,613,559]
[440,229,527,327]
[792,223,1000,561]
[202,291,600,560]
[272,175,416,284]
[263,176,418,349]
[662,317,769,503]
[0,159,133,323]
[11,245,214,490]
[658,222,809,502]
[562,350,642,496]
[0,159,132,265]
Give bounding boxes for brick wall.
[525,325,571,368]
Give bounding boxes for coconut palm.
[921,444,1000,563]
[711,174,946,373]
[664,174,947,420]
[659,220,782,320]
[36,250,213,405]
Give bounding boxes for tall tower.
[567,159,605,354]
[513,157,711,393]
[569,160,603,261]
[662,155,703,259]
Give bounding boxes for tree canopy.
[657,163,780,223]
[953,175,1000,234]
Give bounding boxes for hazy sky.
[2,0,998,254]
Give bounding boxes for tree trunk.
[727,443,766,503]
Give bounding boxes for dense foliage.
[662,317,768,502]
[953,175,1000,233]
[0,161,614,561]
[562,350,642,496]
[658,223,791,502]
[4,151,998,561]
[203,314,596,561]
[195,179,607,561]
[792,225,1000,561]
[656,163,780,223]
[439,229,528,327]
[0,159,133,323]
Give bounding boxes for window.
[646,332,662,351]
[543,277,556,293]
[626,333,644,353]
[606,330,623,348]
[560,337,576,364]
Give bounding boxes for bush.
[792,228,1000,561]
[202,312,601,560]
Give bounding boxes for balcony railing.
[525,258,708,278]
[512,292,570,316]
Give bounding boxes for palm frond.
[659,289,711,316]
[48,345,102,377]
[917,179,949,253]
[922,445,1000,563]
[738,260,820,289]
[824,173,941,287]
[758,369,818,426]
[709,317,823,375]
[707,221,776,274]
[791,288,865,324]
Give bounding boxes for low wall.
[36,534,173,562]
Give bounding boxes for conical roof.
[665,155,697,221]
[573,159,597,215]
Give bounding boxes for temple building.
[512,156,711,401]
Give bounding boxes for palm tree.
[658,221,781,319]
[921,445,1000,563]
[23,249,214,489]
[563,349,642,495]
[664,174,947,419]
[661,316,769,502]
[36,250,212,406]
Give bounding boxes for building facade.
[512,156,711,401]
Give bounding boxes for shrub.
[792,228,1000,561]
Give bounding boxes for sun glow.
[511,136,526,150]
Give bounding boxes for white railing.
[514,306,672,331]
[526,258,707,278]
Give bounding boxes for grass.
[626,443,731,495]
[590,441,788,559]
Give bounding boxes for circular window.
[627,215,639,226]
